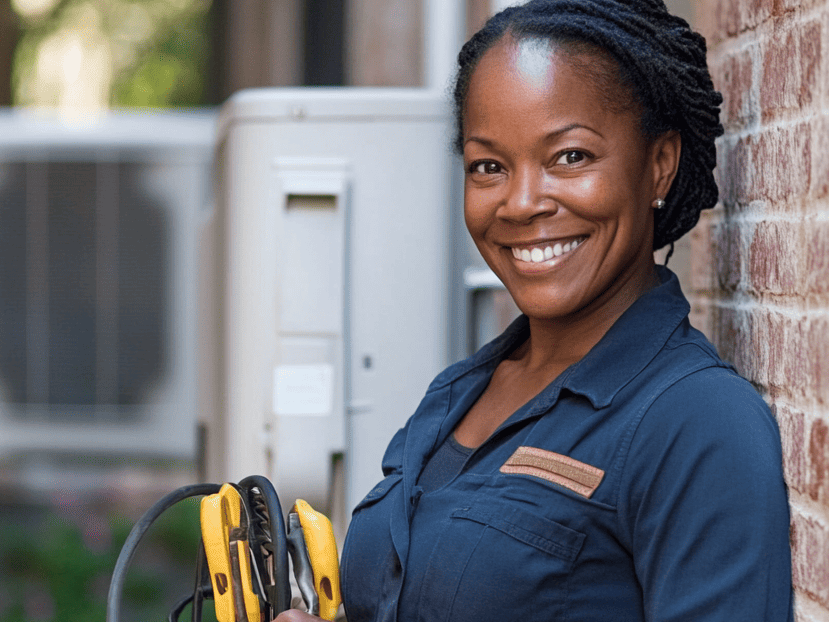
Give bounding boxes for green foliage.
[0,496,214,622]
[11,0,212,108]
[110,6,211,108]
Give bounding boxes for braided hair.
[453,0,724,251]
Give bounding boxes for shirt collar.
[559,266,690,408]
[433,266,690,410]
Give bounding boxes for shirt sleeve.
[617,366,793,622]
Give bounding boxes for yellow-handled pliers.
[200,484,262,622]
[107,476,340,622]
[199,477,341,621]
[286,500,342,620]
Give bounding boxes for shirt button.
[410,488,423,508]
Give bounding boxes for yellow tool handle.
[200,484,261,622]
[291,500,342,621]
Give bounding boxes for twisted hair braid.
[453,0,724,250]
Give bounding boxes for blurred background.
[0,1,693,621]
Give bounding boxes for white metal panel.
[0,111,214,460]
[215,89,452,513]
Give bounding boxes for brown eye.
[470,161,502,175]
[557,150,585,165]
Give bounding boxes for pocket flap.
[451,500,585,562]
[352,472,402,514]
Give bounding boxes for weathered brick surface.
[812,116,829,198]
[749,122,812,204]
[694,0,829,618]
[773,403,806,492]
[806,221,829,294]
[713,219,745,291]
[791,509,829,609]
[690,209,719,292]
[711,46,756,132]
[697,0,774,44]
[760,19,822,122]
[808,316,829,405]
[749,220,803,294]
[809,417,829,502]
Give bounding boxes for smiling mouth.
[510,237,587,263]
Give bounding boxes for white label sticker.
[273,364,334,416]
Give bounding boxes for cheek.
[554,175,617,221]
[463,189,488,237]
[556,169,646,223]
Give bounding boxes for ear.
[649,130,681,202]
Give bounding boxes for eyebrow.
[465,123,604,148]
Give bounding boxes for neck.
[516,264,661,374]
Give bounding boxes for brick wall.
[693,1,829,620]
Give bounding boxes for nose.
[497,166,557,223]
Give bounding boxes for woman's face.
[463,37,673,323]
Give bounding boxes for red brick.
[712,304,756,379]
[716,124,811,207]
[746,306,773,388]
[690,209,719,292]
[749,220,804,294]
[808,316,829,405]
[772,403,807,493]
[699,0,774,44]
[808,417,829,502]
[790,509,829,608]
[812,117,829,198]
[749,123,812,203]
[716,135,751,208]
[775,0,823,11]
[712,47,756,132]
[758,309,811,398]
[761,20,822,121]
[713,220,744,292]
[806,221,829,294]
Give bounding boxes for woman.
[279,0,793,620]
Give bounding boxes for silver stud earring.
[652,198,666,209]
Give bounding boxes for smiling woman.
[454,35,681,446]
[275,1,794,621]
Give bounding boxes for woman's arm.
[619,368,793,621]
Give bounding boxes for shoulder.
[640,365,778,451]
[620,365,785,511]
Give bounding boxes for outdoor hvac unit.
[208,89,454,514]
[0,110,213,466]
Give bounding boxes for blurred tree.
[9,0,212,110]
[0,1,19,105]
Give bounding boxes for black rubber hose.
[106,483,222,622]
[238,475,292,615]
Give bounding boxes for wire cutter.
[106,475,341,622]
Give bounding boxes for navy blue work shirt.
[341,267,793,621]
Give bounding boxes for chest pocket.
[415,496,585,622]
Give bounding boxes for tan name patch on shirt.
[500,446,605,498]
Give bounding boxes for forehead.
[464,36,634,140]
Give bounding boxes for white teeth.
[511,237,585,263]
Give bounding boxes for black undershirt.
[416,433,475,494]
